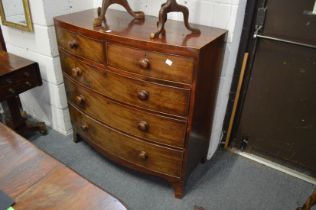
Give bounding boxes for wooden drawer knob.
[138,151,148,161]
[8,88,15,94]
[25,81,32,87]
[68,40,78,49]
[6,79,13,84]
[72,67,82,77]
[75,95,85,106]
[137,90,149,101]
[81,123,88,131]
[138,58,150,69]
[138,121,149,132]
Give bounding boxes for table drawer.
[107,43,194,84]
[56,27,105,63]
[65,77,187,147]
[61,53,190,116]
[0,67,41,100]
[69,105,183,178]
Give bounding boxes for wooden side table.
[0,51,47,135]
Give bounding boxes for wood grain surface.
[0,123,128,210]
[69,105,184,178]
[107,43,194,84]
[61,53,190,116]
[64,76,187,148]
[56,27,105,63]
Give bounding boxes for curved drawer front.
[64,76,187,147]
[107,43,194,84]
[61,53,190,116]
[56,27,105,63]
[69,105,183,178]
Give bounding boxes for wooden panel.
[0,125,60,198]
[61,52,190,116]
[69,105,184,178]
[107,43,194,84]
[65,77,187,147]
[14,166,127,210]
[0,123,128,209]
[56,27,105,63]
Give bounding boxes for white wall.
[93,0,247,158]
[1,0,94,135]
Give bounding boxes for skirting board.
[228,148,316,185]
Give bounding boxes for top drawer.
[56,27,105,64]
[107,43,194,84]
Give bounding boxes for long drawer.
[69,105,184,178]
[107,43,194,84]
[61,52,190,116]
[64,76,187,147]
[56,27,105,64]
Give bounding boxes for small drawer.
[61,52,190,116]
[107,43,194,84]
[0,68,41,100]
[56,27,105,63]
[65,77,187,147]
[69,105,184,178]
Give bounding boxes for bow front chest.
[55,9,226,198]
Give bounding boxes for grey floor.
[29,129,315,210]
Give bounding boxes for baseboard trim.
[228,148,316,185]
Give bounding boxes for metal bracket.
[253,6,267,38]
[256,6,267,28]
[240,136,249,151]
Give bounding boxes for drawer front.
[107,43,194,84]
[0,67,41,100]
[65,77,187,147]
[69,105,183,178]
[61,53,190,116]
[56,27,104,63]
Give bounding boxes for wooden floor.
[0,123,128,210]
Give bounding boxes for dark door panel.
[235,0,316,177]
[237,39,316,176]
[263,0,316,45]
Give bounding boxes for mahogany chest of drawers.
[55,9,226,198]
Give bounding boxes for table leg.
[2,96,25,129]
[1,96,47,135]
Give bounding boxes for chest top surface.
[0,51,35,76]
[54,9,227,52]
